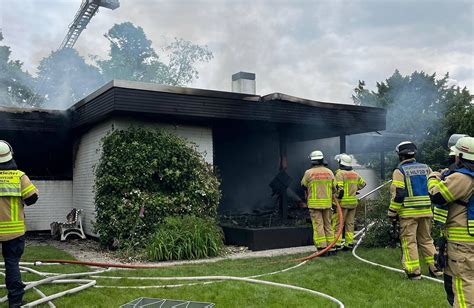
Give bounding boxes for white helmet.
[448,134,469,156]
[310,150,324,161]
[454,136,474,161]
[0,141,13,163]
[337,153,352,167]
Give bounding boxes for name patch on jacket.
[402,165,430,177]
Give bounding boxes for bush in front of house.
[146,215,224,261]
[94,127,221,252]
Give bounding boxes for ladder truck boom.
[59,0,119,50]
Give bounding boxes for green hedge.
[146,215,224,261]
[94,127,221,249]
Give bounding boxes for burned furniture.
[50,208,86,241]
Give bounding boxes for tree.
[0,31,40,108]
[97,22,213,86]
[353,70,473,171]
[36,48,104,109]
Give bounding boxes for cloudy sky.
[1,0,473,103]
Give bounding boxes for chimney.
[232,71,256,95]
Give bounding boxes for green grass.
[0,245,448,307]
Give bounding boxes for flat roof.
[70,80,386,137]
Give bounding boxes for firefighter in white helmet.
[388,141,442,279]
[0,141,39,307]
[428,136,474,307]
[301,150,337,256]
[332,154,366,251]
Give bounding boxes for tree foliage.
[353,70,473,171]
[97,22,213,86]
[36,48,104,108]
[94,127,221,249]
[0,31,41,107]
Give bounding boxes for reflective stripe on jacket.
[0,170,38,240]
[336,169,366,208]
[301,166,336,209]
[389,159,433,218]
[428,169,474,242]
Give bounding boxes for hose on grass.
[292,196,344,262]
[352,227,443,284]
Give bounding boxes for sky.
[0,0,473,104]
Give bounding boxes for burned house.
[0,77,386,246]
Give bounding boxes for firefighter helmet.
[448,134,469,156]
[0,141,13,163]
[310,150,324,161]
[395,141,417,156]
[454,136,474,161]
[336,153,352,167]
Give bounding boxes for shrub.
[361,185,442,248]
[94,127,221,249]
[146,215,224,261]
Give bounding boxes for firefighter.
[0,141,39,308]
[428,136,474,307]
[301,150,337,256]
[387,141,442,279]
[448,134,469,166]
[333,153,366,251]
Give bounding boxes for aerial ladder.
[59,0,120,50]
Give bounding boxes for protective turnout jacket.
[389,159,433,218]
[301,166,337,209]
[0,169,38,241]
[335,168,366,208]
[429,167,474,243]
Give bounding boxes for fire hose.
[3,181,420,307]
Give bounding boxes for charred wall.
[214,123,280,215]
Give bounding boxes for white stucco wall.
[73,118,213,236]
[24,180,73,231]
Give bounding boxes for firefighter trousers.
[309,208,334,249]
[444,241,474,308]
[399,216,437,276]
[332,207,356,247]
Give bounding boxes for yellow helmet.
[0,141,13,163]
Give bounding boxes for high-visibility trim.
[436,182,455,203]
[405,176,414,197]
[21,184,36,197]
[345,231,354,245]
[398,207,433,217]
[358,178,365,185]
[0,221,24,227]
[389,201,402,210]
[392,180,405,188]
[433,206,448,224]
[424,256,434,264]
[10,197,18,222]
[455,277,466,308]
[0,225,25,234]
[427,178,438,190]
[447,227,474,242]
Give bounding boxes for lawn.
[1,244,448,307]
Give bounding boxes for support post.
[380,151,385,180]
[279,129,288,221]
[340,134,346,154]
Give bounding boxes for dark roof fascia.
[261,93,385,113]
[69,80,260,111]
[0,107,71,132]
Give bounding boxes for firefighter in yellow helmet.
[333,154,366,251]
[387,141,442,279]
[428,136,474,307]
[301,150,337,256]
[0,141,39,307]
